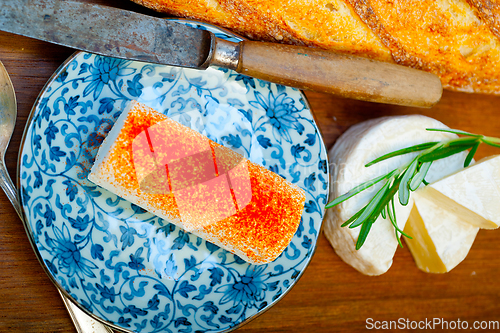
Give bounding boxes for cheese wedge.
[88,101,306,264]
[420,155,500,229]
[324,115,467,275]
[404,191,479,273]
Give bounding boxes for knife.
[0,0,442,107]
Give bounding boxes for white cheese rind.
[88,101,135,195]
[324,115,467,275]
[427,155,500,229]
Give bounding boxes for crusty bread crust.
[347,0,500,94]
[132,0,393,60]
[132,0,500,94]
[467,0,500,39]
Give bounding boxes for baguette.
[467,0,500,39]
[88,101,306,265]
[132,0,500,94]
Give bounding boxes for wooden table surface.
[1,1,500,332]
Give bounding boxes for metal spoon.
[0,61,113,333]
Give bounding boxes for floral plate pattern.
[18,20,329,333]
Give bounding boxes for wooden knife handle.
[235,41,442,108]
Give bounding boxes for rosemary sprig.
[327,128,500,250]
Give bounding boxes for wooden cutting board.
[0,0,499,332]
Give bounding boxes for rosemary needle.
[327,128,500,249]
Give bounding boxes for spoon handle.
[0,159,113,333]
[0,158,21,215]
[58,289,114,333]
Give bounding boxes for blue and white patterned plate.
[18,20,329,333]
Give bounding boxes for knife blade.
[0,0,442,107]
[0,0,213,68]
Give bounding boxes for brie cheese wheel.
[422,155,500,229]
[324,115,467,275]
[404,191,479,273]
